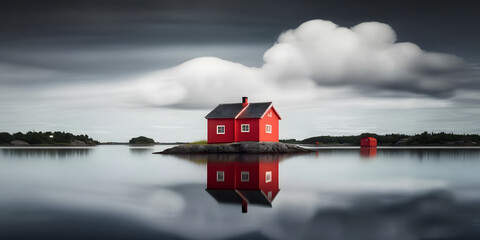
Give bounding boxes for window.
[241,171,249,182]
[267,191,272,199]
[241,124,250,133]
[217,125,225,134]
[216,171,224,182]
[266,124,272,134]
[266,171,272,183]
[268,111,272,117]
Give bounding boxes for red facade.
[259,108,280,142]
[207,119,235,143]
[206,98,281,144]
[360,137,377,147]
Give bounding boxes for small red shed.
[205,158,279,213]
[361,137,377,147]
[205,97,281,144]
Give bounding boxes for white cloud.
[126,20,464,108]
[263,20,463,95]
[1,19,465,110]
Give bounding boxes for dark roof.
[237,102,272,119]
[205,189,272,207]
[205,103,244,119]
[205,102,272,119]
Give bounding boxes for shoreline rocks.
[156,142,312,154]
[71,139,87,146]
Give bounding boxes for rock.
[393,138,409,146]
[10,140,29,146]
[157,142,311,154]
[71,139,87,146]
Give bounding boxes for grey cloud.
[2,20,471,110]
[1,0,479,90]
[119,20,468,109]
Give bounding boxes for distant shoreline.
[0,142,185,147]
[2,142,479,147]
[2,144,480,150]
[99,142,185,145]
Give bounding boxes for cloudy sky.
[1,0,479,142]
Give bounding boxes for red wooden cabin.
[360,137,377,147]
[205,97,281,144]
[205,157,280,213]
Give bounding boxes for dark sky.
[1,0,479,141]
[1,0,479,79]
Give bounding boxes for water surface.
[1,146,480,240]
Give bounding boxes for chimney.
[242,97,248,107]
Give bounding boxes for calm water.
[1,145,480,240]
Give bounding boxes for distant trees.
[0,132,13,143]
[281,132,480,146]
[408,132,480,145]
[0,131,99,145]
[129,136,155,145]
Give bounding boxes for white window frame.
[241,171,249,182]
[216,171,224,182]
[216,125,225,134]
[265,171,272,183]
[268,111,272,117]
[267,191,272,199]
[241,124,250,133]
[266,124,272,134]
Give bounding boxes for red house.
[205,157,280,213]
[360,137,377,147]
[205,97,281,144]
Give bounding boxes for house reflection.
[360,147,377,158]
[205,154,280,213]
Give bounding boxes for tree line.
[0,131,99,145]
[281,132,480,146]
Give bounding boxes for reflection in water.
[360,147,377,158]
[129,147,154,155]
[2,147,480,239]
[172,154,290,213]
[310,147,480,161]
[380,148,480,161]
[205,155,280,213]
[1,148,91,159]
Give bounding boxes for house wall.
[235,119,260,142]
[259,107,280,142]
[207,119,235,144]
[207,161,236,189]
[360,137,377,147]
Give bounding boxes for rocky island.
[156,141,312,154]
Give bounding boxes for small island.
[129,136,155,145]
[157,141,312,154]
